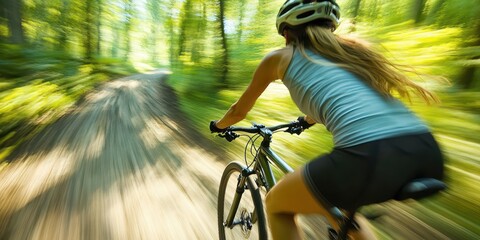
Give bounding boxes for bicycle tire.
[218,161,268,240]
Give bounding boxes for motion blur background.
[0,0,479,238]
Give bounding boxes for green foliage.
[354,22,464,78]
[0,0,479,237]
[435,0,480,27]
[0,44,137,162]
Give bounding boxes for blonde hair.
[286,24,439,104]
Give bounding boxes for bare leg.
[265,167,339,240]
[265,167,376,240]
[349,214,377,240]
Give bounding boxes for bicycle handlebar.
[218,121,305,142]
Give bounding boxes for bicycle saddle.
[394,178,446,201]
[328,178,446,240]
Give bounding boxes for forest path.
[0,72,226,239]
[0,72,458,240]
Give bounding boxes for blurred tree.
[411,0,426,24]
[56,0,71,51]
[122,0,134,61]
[457,21,480,89]
[425,0,447,25]
[3,0,24,44]
[177,0,209,64]
[351,0,362,22]
[236,0,246,43]
[165,0,176,66]
[147,0,162,64]
[84,0,96,60]
[218,0,228,85]
[434,0,480,89]
[177,0,192,59]
[191,1,206,63]
[243,0,280,58]
[32,0,47,45]
[96,0,103,55]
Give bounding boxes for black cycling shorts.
[303,132,444,211]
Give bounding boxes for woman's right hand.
[209,120,228,133]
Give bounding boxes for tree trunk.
[411,0,426,24]
[84,0,95,60]
[56,0,70,51]
[148,0,161,64]
[457,22,480,89]
[167,0,175,66]
[4,0,24,44]
[352,0,361,20]
[425,0,446,25]
[96,0,102,56]
[123,0,134,61]
[218,0,228,86]
[177,0,191,58]
[236,0,246,43]
[190,2,206,63]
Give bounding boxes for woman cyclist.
[210,0,444,239]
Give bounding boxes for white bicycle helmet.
[276,0,341,35]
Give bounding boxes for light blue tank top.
[282,48,429,148]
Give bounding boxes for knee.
[265,189,279,216]
[265,191,274,214]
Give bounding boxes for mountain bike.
[215,120,446,240]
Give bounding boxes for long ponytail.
[287,25,439,104]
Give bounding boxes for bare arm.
[215,51,283,129]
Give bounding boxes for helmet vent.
[297,10,315,19]
[279,3,301,16]
[328,6,333,14]
[332,9,338,16]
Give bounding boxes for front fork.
[224,167,256,228]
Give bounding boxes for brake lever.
[290,126,303,135]
[219,131,239,142]
[285,122,304,135]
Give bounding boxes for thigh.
[265,167,339,226]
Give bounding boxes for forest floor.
[0,72,461,239]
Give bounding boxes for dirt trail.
[0,72,226,240]
[0,72,461,240]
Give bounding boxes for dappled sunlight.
[140,118,172,147]
[0,73,228,239]
[107,79,141,89]
[0,148,77,223]
[85,131,106,160]
[145,69,173,75]
[84,88,116,103]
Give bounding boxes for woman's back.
[283,48,429,148]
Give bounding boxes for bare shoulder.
[263,46,294,80]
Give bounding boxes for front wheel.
[218,162,268,240]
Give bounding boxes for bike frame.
[224,126,294,228]
[255,135,294,192]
